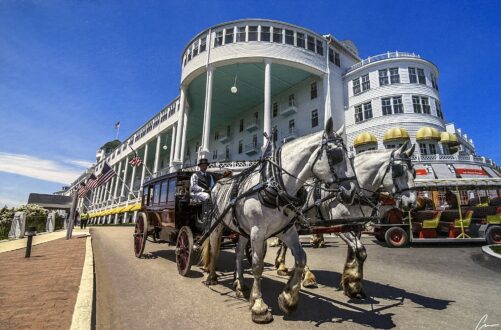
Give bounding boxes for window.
[316,40,323,55]
[393,96,403,113]
[352,78,361,95]
[261,26,270,41]
[417,68,426,84]
[335,52,340,66]
[254,111,258,122]
[160,181,168,203]
[422,97,430,114]
[273,27,282,43]
[288,119,295,133]
[239,119,244,132]
[310,82,317,99]
[363,102,373,120]
[288,94,295,106]
[193,43,199,57]
[382,98,392,115]
[272,102,278,117]
[419,143,428,155]
[311,109,318,127]
[285,29,294,45]
[167,180,176,202]
[225,145,230,159]
[307,35,315,51]
[252,134,258,147]
[429,144,436,154]
[248,26,258,41]
[200,37,207,53]
[187,48,191,61]
[412,96,422,113]
[226,125,231,137]
[238,140,243,154]
[435,100,443,119]
[361,74,370,91]
[153,183,161,204]
[236,27,246,42]
[354,105,363,123]
[389,68,400,83]
[379,69,389,86]
[328,48,334,63]
[272,125,278,142]
[214,131,219,141]
[212,149,217,160]
[408,67,417,83]
[225,28,234,44]
[296,32,305,48]
[386,144,396,149]
[431,74,439,90]
[215,30,223,47]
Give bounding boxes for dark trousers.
[80,220,88,229]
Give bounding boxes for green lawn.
[490,245,501,255]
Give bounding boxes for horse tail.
[201,237,211,270]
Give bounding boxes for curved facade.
[62,19,500,224]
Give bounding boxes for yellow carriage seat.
[453,210,473,228]
[422,211,442,229]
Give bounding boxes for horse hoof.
[302,278,318,288]
[318,241,326,248]
[203,279,218,286]
[251,310,273,324]
[277,269,289,276]
[278,292,297,315]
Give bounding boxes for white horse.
[201,119,356,323]
[253,143,417,299]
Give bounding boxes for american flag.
[77,173,97,198]
[94,162,117,187]
[129,155,142,167]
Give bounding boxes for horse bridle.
[380,149,416,199]
[311,133,357,185]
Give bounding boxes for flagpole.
[115,174,137,199]
[128,144,154,179]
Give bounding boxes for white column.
[200,65,214,159]
[169,124,177,172]
[140,144,149,187]
[263,59,272,151]
[153,134,161,174]
[120,157,129,198]
[174,87,187,163]
[113,161,123,199]
[180,107,189,164]
[323,72,332,127]
[129,163,137,199]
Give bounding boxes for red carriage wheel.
[486,225,501,245]
[384,226,408,248]
[134,212,148,258]
[176,226,194,276]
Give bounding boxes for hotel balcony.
[245,143,261,155]
[245,120,259,132]
[280,102,298,117]
[217,133,232,144]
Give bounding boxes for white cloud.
[0,152,83,184]
[65,159,94,168]
[0,195,25,208]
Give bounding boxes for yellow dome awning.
[353,132,377,147]
[416,127,441,141]
[383,127,410,142]
[440,132,459,146]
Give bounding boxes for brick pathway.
[0,236,87,329]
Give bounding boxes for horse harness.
[379,149,416,199]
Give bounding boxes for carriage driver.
[190,158,215,203]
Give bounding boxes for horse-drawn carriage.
[133,170,239,275]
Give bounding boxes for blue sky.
[0,0,500,207]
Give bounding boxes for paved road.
[92,227,501,329]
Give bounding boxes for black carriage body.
[141,171,199,241]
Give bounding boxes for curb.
[71,236,94,329]
[481,245,501,260]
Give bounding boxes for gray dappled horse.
[273,143,417,298]
[201,119,356,324]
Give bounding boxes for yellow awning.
[129,203,142,211]
[383,127,410,142]
[416,127,441,141]
[353,132,377,147]
[440,132,459,146]
[122,204,134,212]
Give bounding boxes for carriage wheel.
[384,227,408,248]
[245,241,268,266]
[176,226,194,276]
[134,212,148,258]
[486,225,501,245]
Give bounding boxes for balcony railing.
[410,153,499,170]
[245,120,259,132]
[280,102,298,116]
[217,133,232,144]
[346,51,421,74]
[244,143,261,155]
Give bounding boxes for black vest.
[196,171,211,190]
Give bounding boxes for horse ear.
[395,141,408,155]
[335,124,345,137]
[404,143,416,157]
[325,117,333,135]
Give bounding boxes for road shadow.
[144,249,205,278]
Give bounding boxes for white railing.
[346,51,421,73]
[410,153,498,168]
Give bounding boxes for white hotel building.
[63,19,500,223]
